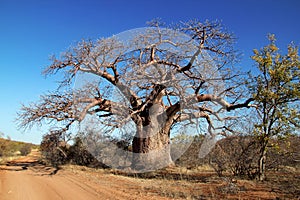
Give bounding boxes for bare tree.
[18,20,254,171]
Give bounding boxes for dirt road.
[1,150,290,199]
[0,151,168,200]
[0,169,103,200]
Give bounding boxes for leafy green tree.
[249,35,300,180]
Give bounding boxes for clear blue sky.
[0,0,299,144]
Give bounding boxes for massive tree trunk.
[131,103,174,171]
[131,127,173,171]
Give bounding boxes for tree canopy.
[18,20,256,171]
[249,34,300,180]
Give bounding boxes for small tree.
[249,35,300,180]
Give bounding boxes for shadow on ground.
[0,151,59,175]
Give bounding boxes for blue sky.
[0,0,299,144]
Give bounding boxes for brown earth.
[0,150,299,199]
[0,150,169,200]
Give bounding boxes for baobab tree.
[18,20,254,171]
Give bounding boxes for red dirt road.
[0,151,168,200]
[0,169,102,200]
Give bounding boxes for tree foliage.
[249,35,300,180]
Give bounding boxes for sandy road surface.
[0,151,168,200]
[0,169,102,200]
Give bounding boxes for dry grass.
[0,155,24,164]
[61,164,300,199]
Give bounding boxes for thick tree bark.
[131,128,173,171]
[131,104,174,171]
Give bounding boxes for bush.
[68,137,96,166]
[0,138,14,157]
[175,135,206,168]
[40,131,69,167]
[208,136,260,178]
[176,134,300,179]
[40,132,105,168]
[20,144,32,156]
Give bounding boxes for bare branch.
[18,19,255,165]
[197,94,254,111]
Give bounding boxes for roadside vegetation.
[35,132,300,199]
[0,136,38,163]
[12,19,300,199]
